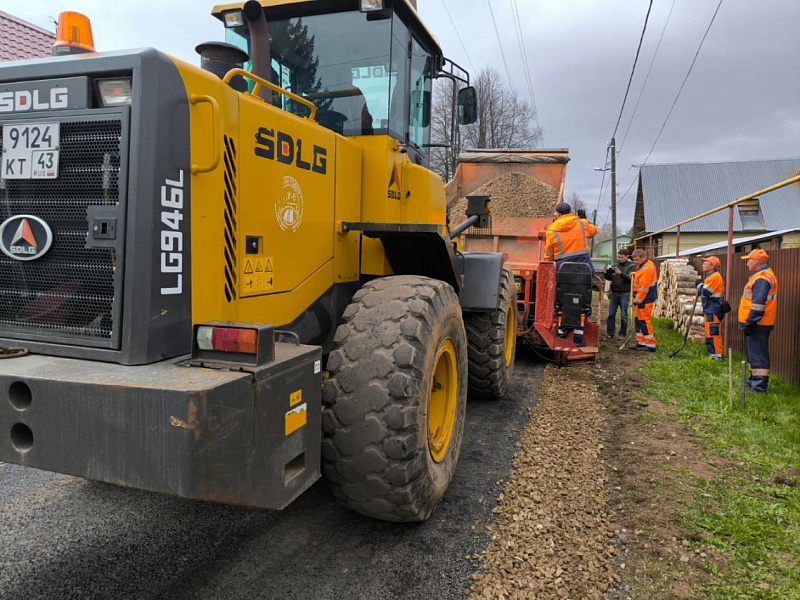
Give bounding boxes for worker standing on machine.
[698,256,725,360]
[630,249,658,352]
[544,203,598,274]
[546,203,597,346]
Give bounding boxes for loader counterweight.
[0,344,322,509]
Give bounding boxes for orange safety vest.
[700,271,724,315]
[738,267,778,326]
[702,271,724,298]
[544,216,598,261]
[633,260,658,304]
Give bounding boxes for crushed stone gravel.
[452,172,559,220]
[467,364,616,600]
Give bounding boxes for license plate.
[2,123,60,179]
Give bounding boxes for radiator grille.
[0,119,122,343]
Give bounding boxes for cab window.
[408,37,432,157]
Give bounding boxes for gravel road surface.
[0,353,543,600]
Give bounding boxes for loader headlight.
[223,10,244,28]
[359,0,385,11]
[97,78,132,107]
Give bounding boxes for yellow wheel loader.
[0,0,516,522]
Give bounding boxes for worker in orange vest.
[738,249,778,393]
[698,256,725,360]
[544,203,598,273]
[546,203,598,346]
[630,249,658,351]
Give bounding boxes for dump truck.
[0,0,518,522]
[449,150,600,364]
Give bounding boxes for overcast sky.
[6,0,799,230]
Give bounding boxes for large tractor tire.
[464,268,516,398]
[322,276,468,522]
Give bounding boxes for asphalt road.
[0,352,543,600]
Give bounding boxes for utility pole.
[610,137,617,265]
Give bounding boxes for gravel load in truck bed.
[451,172,559,221]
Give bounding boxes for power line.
[440,0,477,74]
[616,176,640,208]
[595,0,653,228]
[508,0,542,135]
[508,0,536,116]
[638,0,725,169]
[486,0,516,93]
[612,0,655,138]
[617,0,677,156]
[593,145,611,216]
[618,0,725,207]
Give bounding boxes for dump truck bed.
[445,149,570,208]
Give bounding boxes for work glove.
[697,283,703,293]
[742,323,755,337]
[577,208,587,220]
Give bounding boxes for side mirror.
[457,86,477,125]
[410,90,431,128]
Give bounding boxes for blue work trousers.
[744,328,771,392]
[607,292,629,337]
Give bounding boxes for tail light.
[192,322,274,366]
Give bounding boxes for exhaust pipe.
[243,0,272,104]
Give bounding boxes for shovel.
[669,288,701,358]
[618,277,636,351]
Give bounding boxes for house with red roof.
[0,11,55,62]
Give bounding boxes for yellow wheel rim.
[428,338,458,463]
[504,305,516,367]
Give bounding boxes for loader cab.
[213,0,451,166]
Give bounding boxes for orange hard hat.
[701,256,721,268]
[741,249,769,261]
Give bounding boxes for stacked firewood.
[653,259,704,338]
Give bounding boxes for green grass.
[638,319,800,599]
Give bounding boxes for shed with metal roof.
[632,158,800,255]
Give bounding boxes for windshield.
[226,11,405,138]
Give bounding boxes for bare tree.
[462,68,543,150]
[596,222,613,240]
[429,67,543,181]
[566,191,585,214]
[429,78,461,181]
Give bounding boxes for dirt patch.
[596,335,728,599]
[468,364,617,599]
[451,172,558,220]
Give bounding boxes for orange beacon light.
[52,12,96,56]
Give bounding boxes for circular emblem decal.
[275,176,304,233]
[0,215,54,261]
